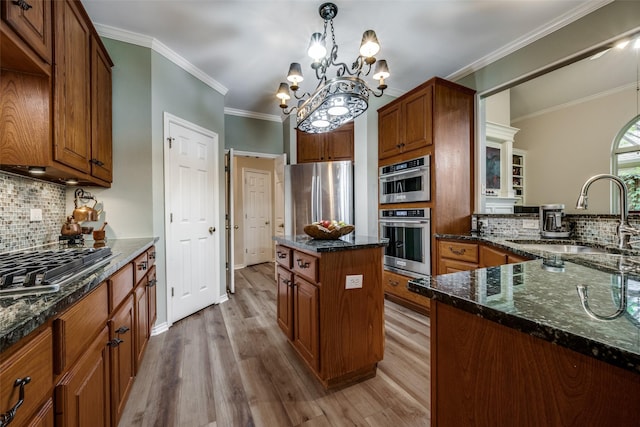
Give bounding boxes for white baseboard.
[234,264,246,270]
[218,293,229,304]
[151,322,169,336]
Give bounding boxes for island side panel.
[431,301,640,427]
[318,246,385,384]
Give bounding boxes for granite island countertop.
[409,234,640,375]
[274,235,387,252]
[0,237,158,352]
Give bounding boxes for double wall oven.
[379,155,432,277]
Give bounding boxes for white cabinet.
[512,149,525,205]
[484,122,520,213]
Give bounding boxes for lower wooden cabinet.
[0,327,53,427]
[437,239,533,275]
[147,265,157,334]
[109,294,135,425]
[383,270,430,315]
[276,266,294,340]
[293,276,319,371]
[54,326,111,427]
[135,281,149,372]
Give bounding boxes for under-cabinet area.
[0,240,156,427]
[274,236,387,389]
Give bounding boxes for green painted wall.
[225,115,283,154]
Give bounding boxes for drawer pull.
[0,377,31,426]
[282,278,292,286]
[115,326,130,334]
[107,338,124,348]
[388,280,399,287]
[449,247,466,256]
[149,251,156,260]
[90,158,105,167]
[147,279,157,288]
[138,261,148,271]
[11,0,32,11]
[277,252,287,259]
[296,259,310,269]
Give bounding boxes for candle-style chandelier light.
[276,2,390,134]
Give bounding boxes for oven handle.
[379,166,429,181]
[379,220,429,226]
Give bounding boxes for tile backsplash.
[0,172,66,252]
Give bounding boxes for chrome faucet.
[576,173,640,249]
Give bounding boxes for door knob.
[209,227,216,234]
[234,225,239,230]
[265,221,270,225]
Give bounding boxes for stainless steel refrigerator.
[285,161,353,235]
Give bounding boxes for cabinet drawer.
[146,246,156,269]
[133,251,149,285]
[54,282,108,374]
[109,263,133,312]
[292,250,318,283]
[383,270,430,311]
[0,327,53,427]
[438,240,478,263]
[275,245,292,268]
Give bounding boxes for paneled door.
[165,114,220,323]
[243,168,272,266]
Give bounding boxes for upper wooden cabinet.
[297,122,354,163]
[1,0,52,64]
[378,84,433,160]
[0,0,113,187]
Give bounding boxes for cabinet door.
[324,122,354,161]
[53,0,91,173]
[2,0,52,63]
[276,266,294,340]
[90,36,113,182]
[293,276,319,371]
[109,294,135,426]
[296,130,324,163]
[147,265,157,333]
[402,85,433,151]
[134,283,149,373]
[378,102,402,160]
[438,258,478,275]
[54,326,111,427]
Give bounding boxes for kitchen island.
[409,236,640,426]
[273,235,387,389]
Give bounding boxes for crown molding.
[94,23,228,95]
[224,108,282,122]
[446,0,613,82]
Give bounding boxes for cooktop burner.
[0,247,116,298]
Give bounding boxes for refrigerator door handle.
[311,174,317,223]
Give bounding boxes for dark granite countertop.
[0,237,158,352]
[274,235,387,253]
[409,234,640,375]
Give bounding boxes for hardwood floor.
[119,263,430,427]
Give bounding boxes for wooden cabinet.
[293,275,319,371]
[109,294,135,425]
[437,238,533,275]
[27,398,53,427]
[383,269,430,315]
[378,85,433,160]
[275,243,384,389]
[297,122,354,163]
[0,0,113,187]
[54,326,110,427]
[108,263,134,313]
[0,327,53,427]
[1,0,52,65]
[134,281,148,372]
[146,265,157,335]
[53,0,91,173]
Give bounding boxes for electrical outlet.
[522,219,538,229]
[30,208,43,222]
[345,274,363,289]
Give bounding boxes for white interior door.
[225,148,235,294]
[274,154,286,241]
[243,168,272,266]
[165,114,220,323]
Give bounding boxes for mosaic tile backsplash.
[0,172,67,252]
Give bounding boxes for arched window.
[613,115,640,212]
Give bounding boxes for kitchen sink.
[508,241,608,254]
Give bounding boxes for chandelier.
[276,2,390,134]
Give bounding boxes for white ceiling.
[82,0,611,120]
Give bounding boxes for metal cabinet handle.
[138,261,148,271]
[147,279,157,288]
[149,251,156,260]
[282,278,291,286]
[449,247,466,256]
[277,251,287,259]
[0,377,31,426]
[11,0,32,11]
[115,326,130,334]
[296,258,310,269]
[108,338,124,348]
[90,158,105,167]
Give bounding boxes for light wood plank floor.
[119,263,430,427]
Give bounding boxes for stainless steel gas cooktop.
[0,247,117,298]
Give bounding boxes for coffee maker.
[540,204,570,238]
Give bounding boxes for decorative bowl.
[303,224,354,240]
